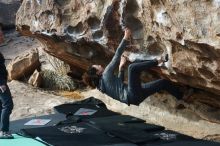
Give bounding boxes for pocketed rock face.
[16,0,220,115]
[16,0,116,75]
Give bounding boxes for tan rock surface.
[28,69,42,87]
[7,48,40,80]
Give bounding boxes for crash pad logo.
[59,126,86,134]
[155,132,177,140]
[74,108,97,116]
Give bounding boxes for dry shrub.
[46,54,70,75]
[41,70,76,91]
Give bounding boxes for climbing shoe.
[0,131,14,139]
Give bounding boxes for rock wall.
[16,0,220,118]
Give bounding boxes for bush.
[41,70,76,91]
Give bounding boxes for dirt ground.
[0,30,41,65]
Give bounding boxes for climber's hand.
[124,28,131,40]
[0,85,6,93]
[119,56,127,71]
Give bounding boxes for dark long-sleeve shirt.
[98,39,129,104]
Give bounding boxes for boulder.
[16,0,220,96]
[7,49,40,80]
[28,69,42,87]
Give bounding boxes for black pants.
[0,85,13,132]
[127,60,183,105]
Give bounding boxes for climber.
[0,52,14,139]
[83,28,193,105]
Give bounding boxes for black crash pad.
[54,97,119,119]
[10,113,66,133]
[87,115,164,132]
[86,115,164,144]
[142,130,215,146]
[21,122,136,146]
